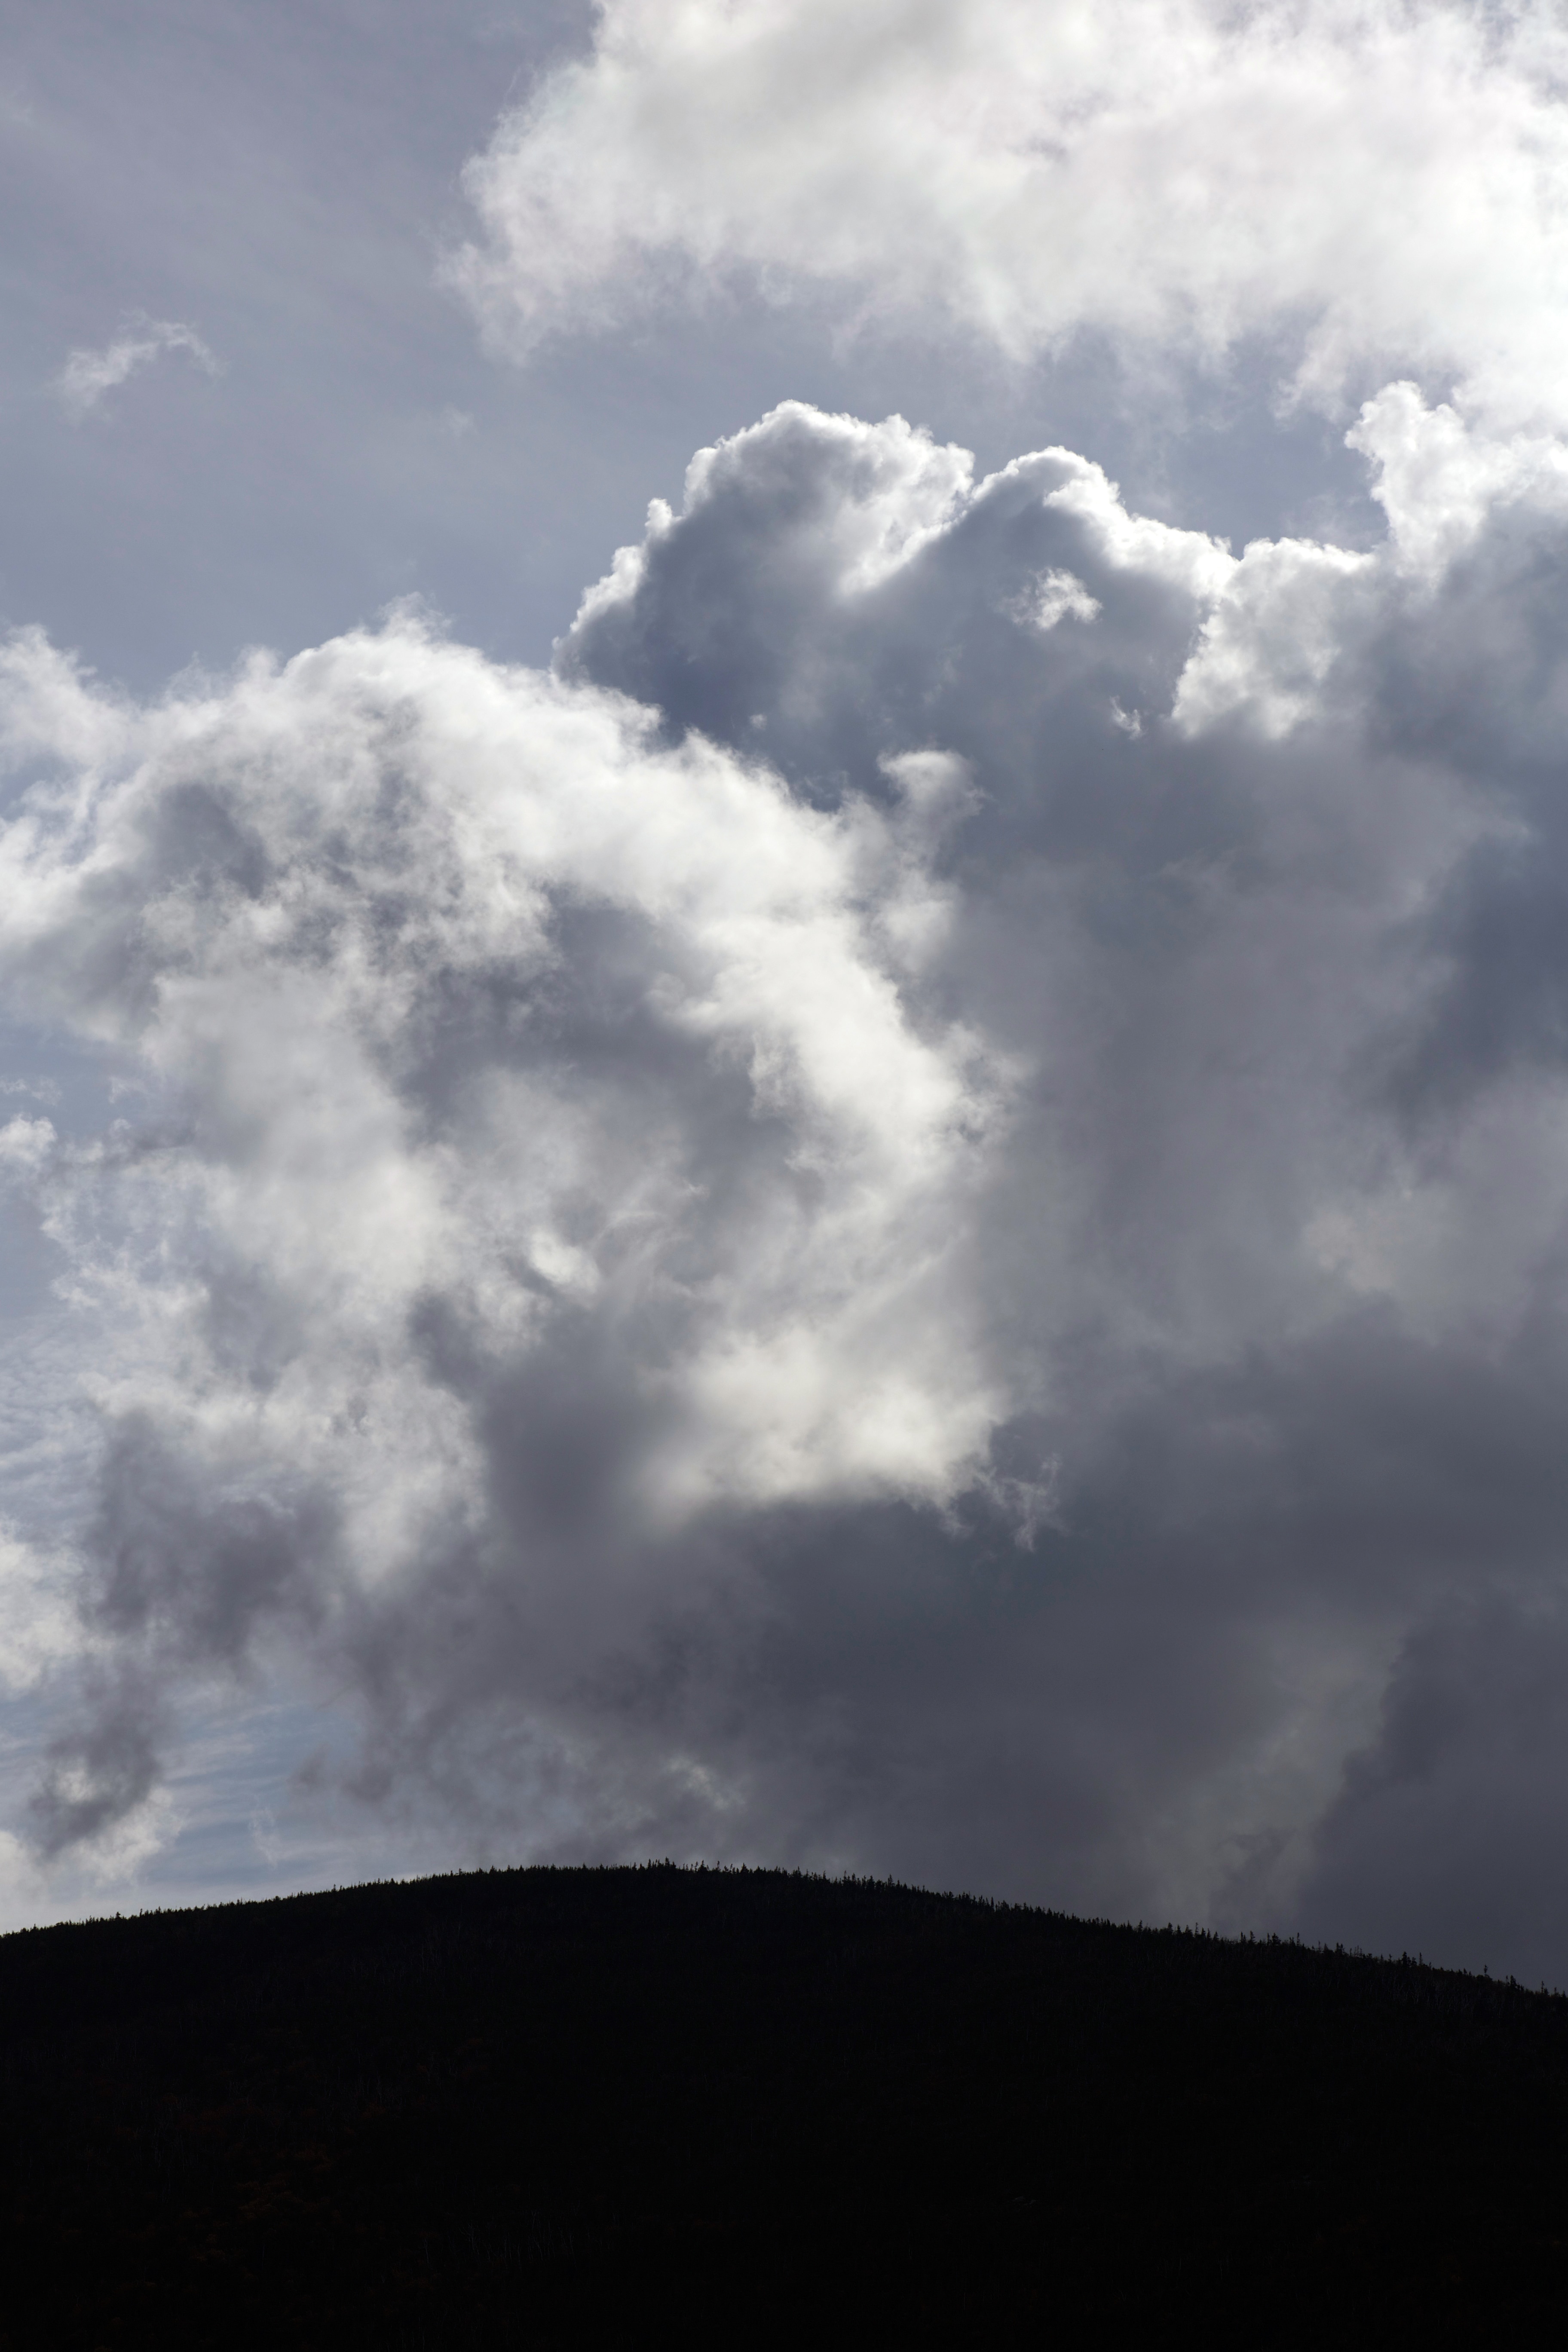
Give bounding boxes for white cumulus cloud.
[452,0,1568,432]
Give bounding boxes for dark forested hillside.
[3,1864,1566,2347]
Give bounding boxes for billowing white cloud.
[9,378,1568,1971]
[453,0,1568,431]
[56,317,219,418]
[0,569,1019,1860]
[0,604,1009,1529]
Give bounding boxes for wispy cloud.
[55,316,220,419]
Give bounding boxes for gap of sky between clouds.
[4,0,1568,1984]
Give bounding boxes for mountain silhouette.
[4,1862,1565,2346]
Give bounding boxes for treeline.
[2,1862,1566,2346]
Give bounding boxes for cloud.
[9,381,1568,1969]
[0,570,1009,1858]
[55,317,220,418]
[450,0,1568,435]
[1291,1592,1568,1984]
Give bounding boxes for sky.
[6,0,1568,1981]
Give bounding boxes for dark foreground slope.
[3,1867,1567,2349]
